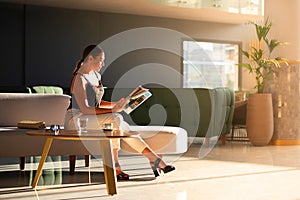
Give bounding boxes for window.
[182,40,240,90]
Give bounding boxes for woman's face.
[90,52,105,72]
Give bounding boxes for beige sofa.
[0,93,187,171]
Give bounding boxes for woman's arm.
[99,99,127,112]
[99,100,115,109]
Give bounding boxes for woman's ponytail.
[73,58,84,76]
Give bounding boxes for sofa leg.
[69,155,76,175]
[220,134,227,145]
[204,137,210,147]
[85,155,90,167]
[19,156,25,171]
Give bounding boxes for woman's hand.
[112,98,127,112]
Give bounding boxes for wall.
[0,3,24,85]
[0,2,253,90]
[25,5,101,88]
[265,0,300,60]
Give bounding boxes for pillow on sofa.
[32,86,63,94]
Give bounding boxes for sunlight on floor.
[0,142,300,200]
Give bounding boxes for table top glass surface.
[26,129,137,139]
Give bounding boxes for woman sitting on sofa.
[64,44,175,180]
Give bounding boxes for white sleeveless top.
[72,70,104,109]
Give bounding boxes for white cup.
[77,118,88,133]
[103,123,113,130]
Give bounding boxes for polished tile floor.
[0,140,300,200]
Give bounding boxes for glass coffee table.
[27,129,138,196]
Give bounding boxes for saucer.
[103,128,113,131]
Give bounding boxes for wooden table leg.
[32,137,53,189]
[99,140,117,196]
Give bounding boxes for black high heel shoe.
[150,157,175,177]
[115,162,129,181]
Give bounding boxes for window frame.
[181,38,242,90]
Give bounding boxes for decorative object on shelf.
[237,18,287,146]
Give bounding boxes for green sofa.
[103,87,235,141]
[0,85,234,175]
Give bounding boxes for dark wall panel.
[0,3,24,86]
[101,49,181,88]
[25,5,101,88]
[0,3,249,90]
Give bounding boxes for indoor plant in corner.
[238,19,286,146]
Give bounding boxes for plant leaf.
[268,39,281,54]
[241,50,250,58]
[237,63,253,73]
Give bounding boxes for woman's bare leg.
[113,148,122,174]
[141,147,167,168]
[113,148,130,180]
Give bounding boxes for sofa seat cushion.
[120,126,187,154]
[0,125,187,157]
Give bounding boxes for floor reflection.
[0,155,106,190]
[1,143,300,200]
[0,154,157,192]
[0,169,105,189]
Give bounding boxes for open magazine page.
[123,86,152,114]
[128,85,148,99]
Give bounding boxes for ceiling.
[0,0,263,24]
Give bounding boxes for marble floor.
[0,140,300,200]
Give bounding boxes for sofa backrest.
[103,87,234,138]
[0,93,70,126]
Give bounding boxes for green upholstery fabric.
[32,86,63,94]
[103,87,235,138]
[206,87,235,138]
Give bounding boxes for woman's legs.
[68,112,173,177]
[113,148,121,174]
[113,142,171,178]
[112,148,130,180]
[113,149,119,167]
[141,147,167,168]
[122,137,175,177]
[65,111,129,177]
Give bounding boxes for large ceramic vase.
[246,93,274,146]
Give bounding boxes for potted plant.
[238,19,286,146]
[239,18,284,93]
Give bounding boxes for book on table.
[17,120,46,129]
[123,85,152,114]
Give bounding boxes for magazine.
[123,85,152,114]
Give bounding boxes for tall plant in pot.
[238,19,286,146]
